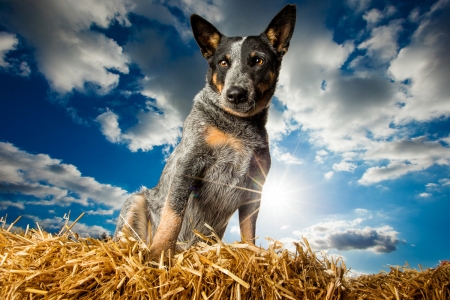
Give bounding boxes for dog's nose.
[226,87,247,104]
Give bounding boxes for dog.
[114,4,296,259]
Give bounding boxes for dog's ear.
[262,4,296,57]
[191,14,223,59]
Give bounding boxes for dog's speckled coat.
[114,4,296,259]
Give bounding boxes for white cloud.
[292,216,404,253]
[315,150,328,164]
[359,136,450,185]
[363,9,383,27]
[267,105,293,142]
[389,0,450,124]
[425,183,439,190]
[230,225,240,234]
[281,225,290,230]
[269,0,450,187]
[96,104,182,152]
[270,144,303,165]
[324,171,334,179]
[346,0,372,13]
[0,142,129,209]
[358,19,403,63]
[0,200,25,210]
[23,215,110,237]
[85,209,114,215]
[2,0,130,94]
[276,237,298,252]
[440,178,450,186]
[354,208,370,215]
[333,161,357,172]
[0,32,18,67]
[419,192,432,198]
[18,61,30,76]
[408,8,421,23]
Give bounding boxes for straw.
[0,216,449,299]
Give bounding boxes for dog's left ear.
[191,14,223,59]
[262,4,296,57]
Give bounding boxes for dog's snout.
[226,87,247,104]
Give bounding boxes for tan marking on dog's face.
[257,70,275,94]
[212,72,223,93]
[205,126,243,152]
[149,204,182,257]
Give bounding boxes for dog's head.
[191,4,296,118]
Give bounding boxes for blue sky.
[0,0,449,274]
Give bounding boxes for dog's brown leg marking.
[149,204,182,258]
[239,203,260,243]
[205,126,243,152]
[123,194,149,242]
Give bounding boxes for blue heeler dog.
[114,4,296,260]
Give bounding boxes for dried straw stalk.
[0,220,449,299]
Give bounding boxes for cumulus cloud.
[419,192,431,198]
[230,225,240,234]
[359,136,450,185]
[324,171,334,179]
[346,0,372,13]
[292,216,404,253]
[0,200,25,210]
[333,161,357,172]
[270,0,450,186]
[327,226,401,253]
[1,0,130,94]
[315,150,328,164]
[96,105,182,152]
[358,19,403,64]
[272,145,303,165]
[85,209,114,215]
[0,32,18,67]
[23,215,110,237]
[389,0,450,124]
[363,9,383,27]
[0,142,129,209]
[440,178,450,186]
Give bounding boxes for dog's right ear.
[263,4,296,57]
[191,14,223,59]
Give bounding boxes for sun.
[260,171,306,217]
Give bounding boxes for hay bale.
[0,223,449,299]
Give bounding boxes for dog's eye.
[255,57,264,66]
[219,60,228,67]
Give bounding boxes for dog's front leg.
[239,149,271,243]
[148,155,203,260]
[148,201,183,260]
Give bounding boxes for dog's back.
[114,4,296,259]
